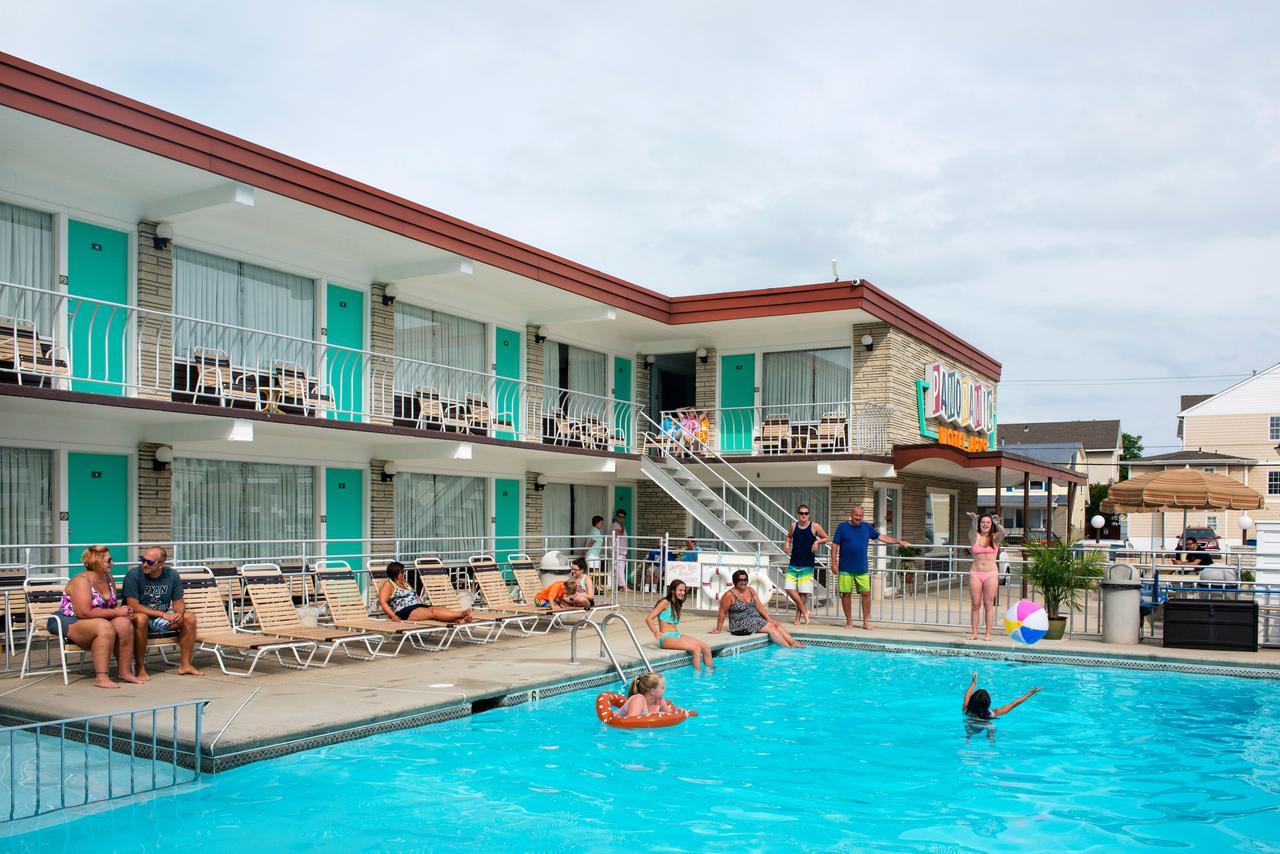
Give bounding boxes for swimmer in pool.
[619,672,685,718]
[963,672,1041,719]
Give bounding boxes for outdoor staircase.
[638,416,829,602]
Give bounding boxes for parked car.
[1175,527,1220,552]
[1002,530,1062,547]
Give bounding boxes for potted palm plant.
[1022,539,1105,640]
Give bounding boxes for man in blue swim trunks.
[830,504,911,630]
[123,546,203,678]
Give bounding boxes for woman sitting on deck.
[645,580,715,671]
[52,546,141,689]
[377,562,473,624]
[709,569,803,648]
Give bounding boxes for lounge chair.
[507,553,614,625]
[178,568,318,676]
[20,577,85,683]
[758,416,791,454]
[1,564,29,659]
[240,564,383,665]
[313,560,452,655]
[469,555,578,634]
[814,412,848,453]
[414,557,534,639]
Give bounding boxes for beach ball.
[1004,599,1048,645]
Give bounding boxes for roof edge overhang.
[0,51,1001,380]
[893,443,1088,485]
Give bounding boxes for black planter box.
[1162,598,1258,652]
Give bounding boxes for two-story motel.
[0,53,1085,573]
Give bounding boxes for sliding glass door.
[172,458,315,560]
[762,347,851,422]
[395,473,488,559]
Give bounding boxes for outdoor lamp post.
[1091,514,1106,543]
[1239,514,1253,546]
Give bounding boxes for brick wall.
[526,324,545,440]
[694,347,717,441]
[524,472,544,542]
[369,284,395,424]
[137,443,173,547]
[637,480,689,540]
[634,354,650,425]
[370,459,395,554]
[136,222,173,400]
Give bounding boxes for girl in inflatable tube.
[596,672,697,727]
[645,580,715,671]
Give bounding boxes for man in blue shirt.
[830,505,911,630]
[123,546,203,678]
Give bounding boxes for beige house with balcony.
[1124,364,1280,550]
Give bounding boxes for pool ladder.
[569,612,654,684]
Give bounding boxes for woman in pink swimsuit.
[965,512,1005,640]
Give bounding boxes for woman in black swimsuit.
[377,562,473,624]
[709,570,804,648]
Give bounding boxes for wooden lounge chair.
[178,568,318,676]
[814,412,848,453]
[271,361,333,417]
[0,319,70,383]
[758,416,791,454]
[468,555,569,634]
[414,557,531,640]
[20,578,85,684]
[464,393,491,434]
[190,348,258,407]
[313,560,452,655]
[414,386,444,430]
[0,564,29,659]
[240,564,383,665]
[278,558,311,603]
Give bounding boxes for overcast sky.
[6,2,1278,461]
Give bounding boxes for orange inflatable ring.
[595,691,698,728]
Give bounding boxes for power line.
[1000,372,1252,386]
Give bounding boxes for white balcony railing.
[0,281,639,452]
[657,401,892,457]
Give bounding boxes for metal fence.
[658,400,892,456]
[2,700,207,823]
[0,280,640,452]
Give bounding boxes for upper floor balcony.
[657,401,893,457]
[0,281,640,454]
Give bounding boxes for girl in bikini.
[620,672,686,718]
[645,580,715,671]
[965,512,1006,640]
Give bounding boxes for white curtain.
[394,302,485,394]
[547,341,607,417]
[543,483,607,552]
[0,447,53,564]
[762,347,851,420]
[172,458,315,560]
[173,247,315,365]
[395,473,487,559]
[0,202,54,334]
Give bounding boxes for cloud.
[3,1,1277,452]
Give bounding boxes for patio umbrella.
[1101,468,1264,552]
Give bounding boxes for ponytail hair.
[628,672,663,697]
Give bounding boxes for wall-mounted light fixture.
[644,354,656,366]
[696,347,708,364]
[152,445,174,472]
[381,283,400,306]
[153,223,174,250]
[860,334,875,352]
[534,473,548,492]
[381,461,399,482]
[534,326,548,344]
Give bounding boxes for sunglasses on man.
[140,555,166,567]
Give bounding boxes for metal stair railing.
[569,612,654,683]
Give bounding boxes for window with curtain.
[543,483,608,553]
[172,458,315,560]
[0,202,54,334]
[691,485,829,545]
[395,473,488,559]
[545,341,607,418]
[173,247,315,364]
[0,446,54,564]
[762,347,851,421]
[394,302,486,395]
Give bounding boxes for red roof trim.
[0,51,1000,378]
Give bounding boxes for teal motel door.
[325,467,364,574]
[719,353,755,453]
[613,355,632,451]
[67,452,129,571]
[495,327,521,440]
[325,285,364,421]
[494,478,521,571]
[67,221,129,395]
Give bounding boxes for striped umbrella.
[1100,468,1264,512]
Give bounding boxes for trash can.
[1100,563,1142,644]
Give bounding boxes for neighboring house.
[978,442,1087,539]
[998,420,1122,486]
[1124,364,1280,550]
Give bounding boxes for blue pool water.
[8,645,1280,851]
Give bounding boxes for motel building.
[0,53,1085,587]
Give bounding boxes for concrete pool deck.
[3,610,1279,770]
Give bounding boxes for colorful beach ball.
[1004,599,1049,645]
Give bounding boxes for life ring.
[702,564,731,600]
[749,568,776,603]
[595,691,698,729]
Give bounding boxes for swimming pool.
[7,645,1280,851]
